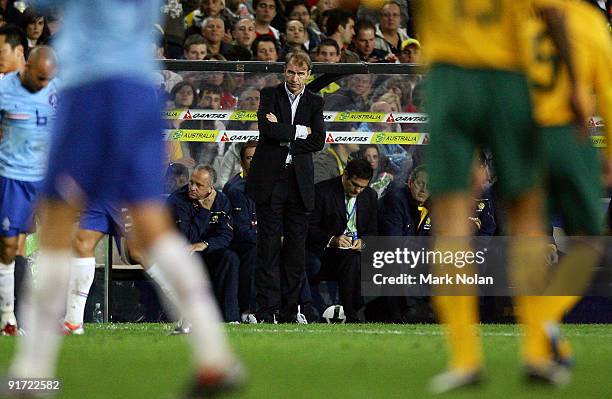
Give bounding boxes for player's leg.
[0,177,40,336]
[426,64,485,391]
[128,202,243,389]
[115,78,243,392]
[10,199,78,378]
[485,70,567,382]
[0,234,20,335]
[63,228,104,334]
[13,233,29,321]
[534,125,604,368]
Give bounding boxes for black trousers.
[231,241,257,314]
[255,165,309,322]
[316,248,363,322]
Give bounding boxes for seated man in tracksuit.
[168,164,240,322]
[224,141,258,321]
[377,165,432,322]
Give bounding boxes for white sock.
[148,232,233,368]
[0,260,16,325]
[10,249,71,378]
[64,257,96,326]
[145,263,180,320]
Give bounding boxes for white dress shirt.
[284,83,310,164]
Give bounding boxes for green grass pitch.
[1,323,611,398]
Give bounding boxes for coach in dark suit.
[306,159,378,322]
[247,52,325,323]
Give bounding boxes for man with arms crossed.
[247,51,325,323]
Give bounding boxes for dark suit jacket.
[307,176,378,258]
[246,84,325,211]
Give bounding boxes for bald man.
[0,46,58,336]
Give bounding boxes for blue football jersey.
[0,72,59,181]
[32,0,161,88]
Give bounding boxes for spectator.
[185,0,227,31]
[352,19,396,63]
[282,19,308,54]
[170,81,197,109]
[398,38,421,64]
[198,83,223,109]
[0,1,22,26]
[373,75,414,112]
[167,164,240,322]
[306,159,377,322]
[311,38,342,96]
[183,34,208,60]
[313,38,340,63]
[220,88,261,187]
[160,0,187,59]
[20,8,50,50]
[218,121,259,188]
[325,9,359,63]
[198,58,238,109]
[286,0,322,53]
[151,27,183,93]
[164,162,190,195]
[359,144,393,197]
[374,0,411,56]
[355,100,413,183]
[225,17,256,60]
[201,16,232,57]
[378,165,431,236]
[311,0,339,34]
[253,0,281,41]
[225,142,259,320]
[314,143,359,184]
[251,34,280,61]
[326,73,374,111]
[0,25,26,77]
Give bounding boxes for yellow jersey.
[522,0,612,156]
[417,0,528,70]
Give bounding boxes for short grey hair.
[193,164,218,184]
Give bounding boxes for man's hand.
[189,242,208,255]
[468,217,482,231]
[351,239,364,252]
[331,235,353,248]
[385,53,399,63]
[266,113,278,123]
[306,126,312,135]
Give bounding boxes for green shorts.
[425,63,538,200]
[540,125,603,235]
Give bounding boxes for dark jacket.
[247,83,325,211]
[474,188,496,237]
[307,176,378,258]
[225,176,257,245]
[223,173,243,195]
[167,185,233,252]
[378,185,432,236]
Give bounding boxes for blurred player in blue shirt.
[0,46,57,336]
[9,1,245,396]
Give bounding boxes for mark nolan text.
[373,273,494,285]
